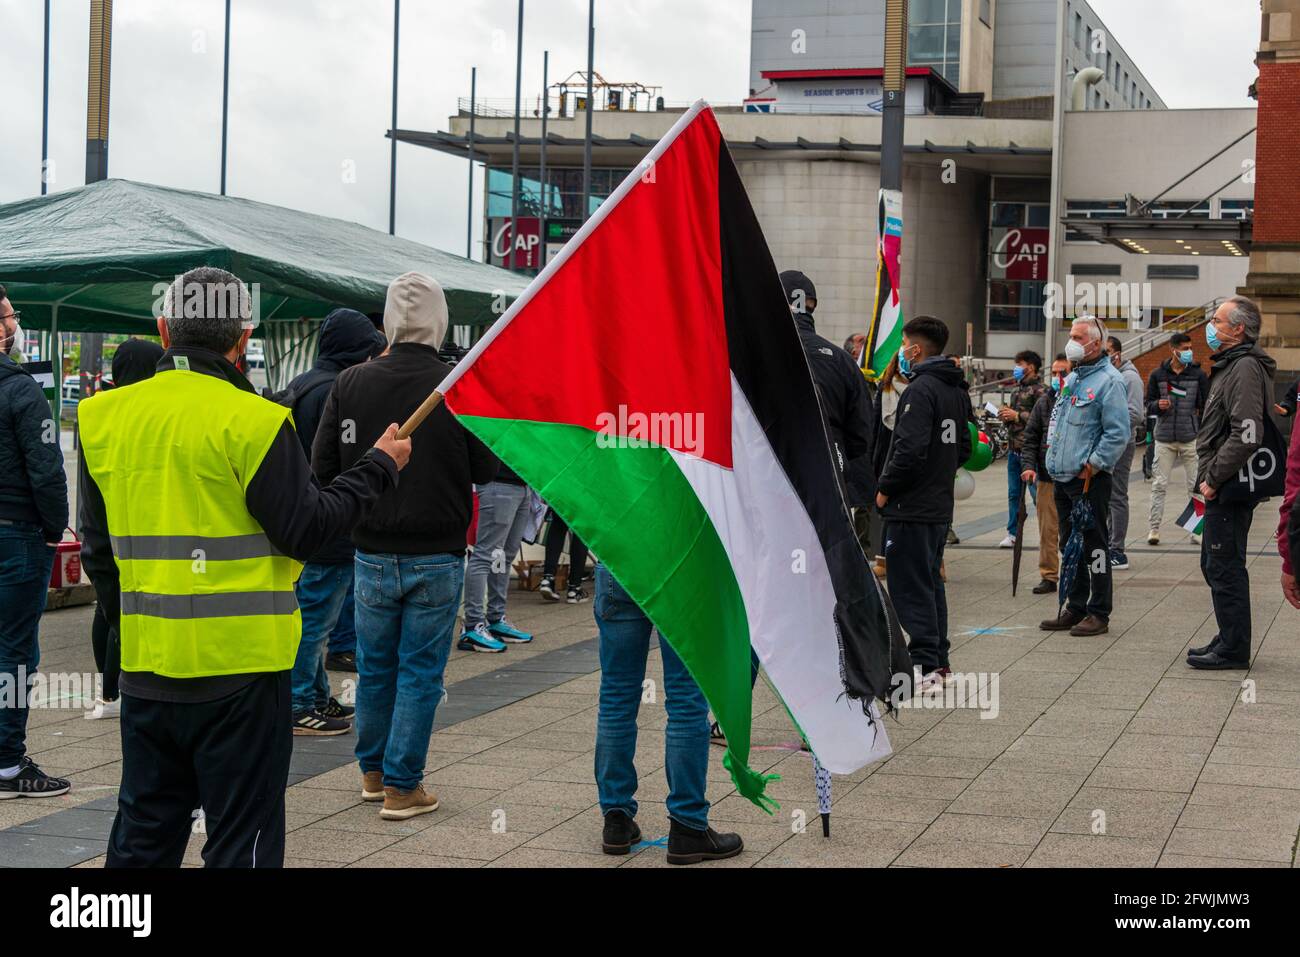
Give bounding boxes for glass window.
[912,0,947,24]
[909,25,946,61]
[1026,205,1051,228]
[908,0,961,84]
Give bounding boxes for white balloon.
[953,468,975,501]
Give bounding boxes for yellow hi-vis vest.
[78,368,303,678]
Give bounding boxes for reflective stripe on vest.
[79,369,303,679]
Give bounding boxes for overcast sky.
[0,0,1260,258]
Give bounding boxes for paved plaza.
[3,464,1299,869]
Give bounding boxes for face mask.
[2,322,19,359]
[1065,338,1087,363]
[1177,349,1193,365]
[1050,374,1063,393]
[1205,323,1227,352]
[898,344,915,378]
[1012,366,1026,382]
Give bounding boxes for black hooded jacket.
[0,355,68,540]
[876,356,972,525]
[792,312,875,503]
[281,309,385,462]
[279,310,384,563]
[110,338,165,389]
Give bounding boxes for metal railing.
[1119,297,1223,357]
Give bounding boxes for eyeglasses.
[0,310,19,323]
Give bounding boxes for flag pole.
[388,0,400,235]
[220,0,231,195]
[582,0,594,221]
[466,66,476,259]
[509,0,524,270]
[397,391,443,439]
[41,0,50,194]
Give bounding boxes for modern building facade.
[399,0,1255,365]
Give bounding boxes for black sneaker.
[1032,579,1056,595]
[0,757,71,799]
[566,585,589,604]
[709,720,725,744]
[666,818,743,865]
[292,710,351,736]
[601,809,642,855]
[538,575,560,601]
[319,697,354,720]
[325,651,357,672]
[1109,549,1130,570]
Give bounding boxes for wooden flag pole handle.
[397,390,444,440]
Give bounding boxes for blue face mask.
[1177,349,1193,365]
[1206,323,1222,352]
[1012,366,1026,382]
[1050,374,1062,393]
[898,344,914,378]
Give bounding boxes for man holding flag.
[401,102,904,823]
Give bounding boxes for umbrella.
[1057,472,1097,612]
[813,754,832,837]
[1011,483,1029,596]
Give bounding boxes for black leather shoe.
[666,818,744,865]
[601,810,641,855]
[1032,579,1056,595]
[1187,651,1249,670]
[1040,608,1084,631]
[325,651,357,673]
[1187,637,1221,658]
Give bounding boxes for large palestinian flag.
[439,102,905,808]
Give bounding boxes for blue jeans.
[328,579,356,655]
[291,562,352,715]
[593,565,710,831]
[0,523,56,767]
[353,551,464,791]
[462,481,529,628]
[1006,450,1037,534]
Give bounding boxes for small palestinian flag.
[437,102,903,809]
[1169,385,1188,398]
[1177,497,1205,535]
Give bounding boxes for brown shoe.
[380,784,439,820]
[1039,608,1084,631]
[1069,614,1109,637]
[360,770,384,803]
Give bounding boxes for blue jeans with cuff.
[0,522,55,768]
[291,562,352,715]
[594,565,710,831]
[353,551,463,792]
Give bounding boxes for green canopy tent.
[0,178,528,389]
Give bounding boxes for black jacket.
[1145,358,1208,444]
[794,313,875,502]
[876,356,972,525]
[79,346,398,703]
[279,309,385,563]
[0,356,68,541]
[315,342,499,555]
[1020,388,1059,477]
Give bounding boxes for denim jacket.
[1044,356,1131,483]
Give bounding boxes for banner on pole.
[863,188,903,382]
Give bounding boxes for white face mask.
[1064,338,1087,363]
[2,321,21,359]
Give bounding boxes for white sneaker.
[998,535,1016,549]
[85,698,121,720]
[1147,531,1160,545]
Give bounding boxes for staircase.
[1120,299,1223,383]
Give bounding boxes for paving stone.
[283,825,403,864]
[386,822,535,861]
[923,812,1051,846]
[1163,826,1297,863]
[1025,833,1164,868]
